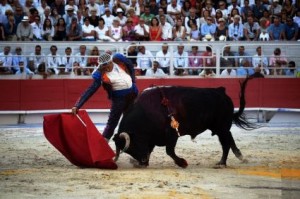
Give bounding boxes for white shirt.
[145,68,166,77]
[29,53,46,69]
[106,63,132,91]
[0,52,13,67]
[75,53,88,67]
[61,54,76,72]
[95,26,109,40]
[137,50,154,70]
[252,54,269,75]
[173,51,188,68]
[156,50,171,69]
[161,22,172,40]
[31,22,43,40]
[220,69,237,77]
[82,24,95,39]
[101,15,114,28]
[134,24,150,36]
[47,53,61,74]
[167,4,181,14]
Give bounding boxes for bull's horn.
[119,132,130,152]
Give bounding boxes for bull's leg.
[229,132,248,163]
[216,132,231,168]
[165,129,188,168]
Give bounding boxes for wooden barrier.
[0,78,299,111]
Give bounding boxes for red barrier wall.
[0,78,299,111]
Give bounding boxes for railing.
[0,41,299,79]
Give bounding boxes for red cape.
[43,110,117,169]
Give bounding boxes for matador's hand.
[71,107,78,115]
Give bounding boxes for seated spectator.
[16,16,33,41]
[53,17,66,41]
[167,0,181,21]
[74,45,89,76]
[50,7,61,26]
[87,0,101,16]
[293,9,300,27]
[28,45,46,75]
[189,22,200,41]
[268,16,285,41]
[269,47,287,75]
[31,15,43,41]
[88,8,100,27]
[220,67,237,77]
[12,47,28,75]
[108,18,123,42]
[235,46,252,69]
[228,8,242,24]
[284,16,299,41]
[126,0,140,17]
[173,44,189,76]
[228,15,244,41]
[136,45,154,75]
[134,18,150,41]
[41,18,54,40]
[199,9,211,25]
[252,46,269,75]
[215,9,225,25]
[172,18,186,41]
[66,17,82,41]
[149,17,162,41]
[244,15,260,41]
[188,46,202,75]
[184,8,200,35]
[101,7,114,28]
[252,0,266,21]
[63,7,77,26]
[227,0,241,17]
[285,61,296,76]
[258,17,270,41]
[155,43,171,74]
[249,66,265,78]
[200,46,216,77]
[60,47,75,74]
[157,7,175,27]
[122,17,135,42]
[202,0,216,17]
[241,0,252,22]
[216,1,228,19]
[81,17,95,41]
[201,16,217,41]
[149,0,159,15]
[221,46,235,67]
[115,8,127,26]
[267,0,282,18]
[87,46,99,72]
[159,15,173,41]
[14,6,25,26]
[95,17,111,41]
[46,45,61,75]
[4,15,17,41]
[0,46,13,74]
[215,18,228,41]
[181,0,191,18]
[145,60,166,77]
[65,0,78,16]
[0,0,13,16]
[126,7,139,26]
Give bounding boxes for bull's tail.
[233,77,256,130]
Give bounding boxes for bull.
[113,78,254,168]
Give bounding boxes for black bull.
[113,78,254,168]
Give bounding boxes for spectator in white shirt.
[46,45,61,75]
[81,17,95,41]
[159,15,172,41]
[145,60,166,77]
[136,45,154,75]
[28,45,46,75]
[0,46,13,74]
[101,7,114,28]
[61,47,75,74]
[155,43,171,74]
[167,0,181,21]
[134,18,150,41]
[173,44,188,75]
[12,47,28,75]
[74,45,89,75]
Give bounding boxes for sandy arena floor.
[0,124,300,199]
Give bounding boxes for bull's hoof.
[241,158,249,163]
[213,161,227,169]
[129,158,149,168]
[175,158,188,168]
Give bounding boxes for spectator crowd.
[0,0,299,77]
[0,0,299,41]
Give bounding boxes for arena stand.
[0,41,300,124]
